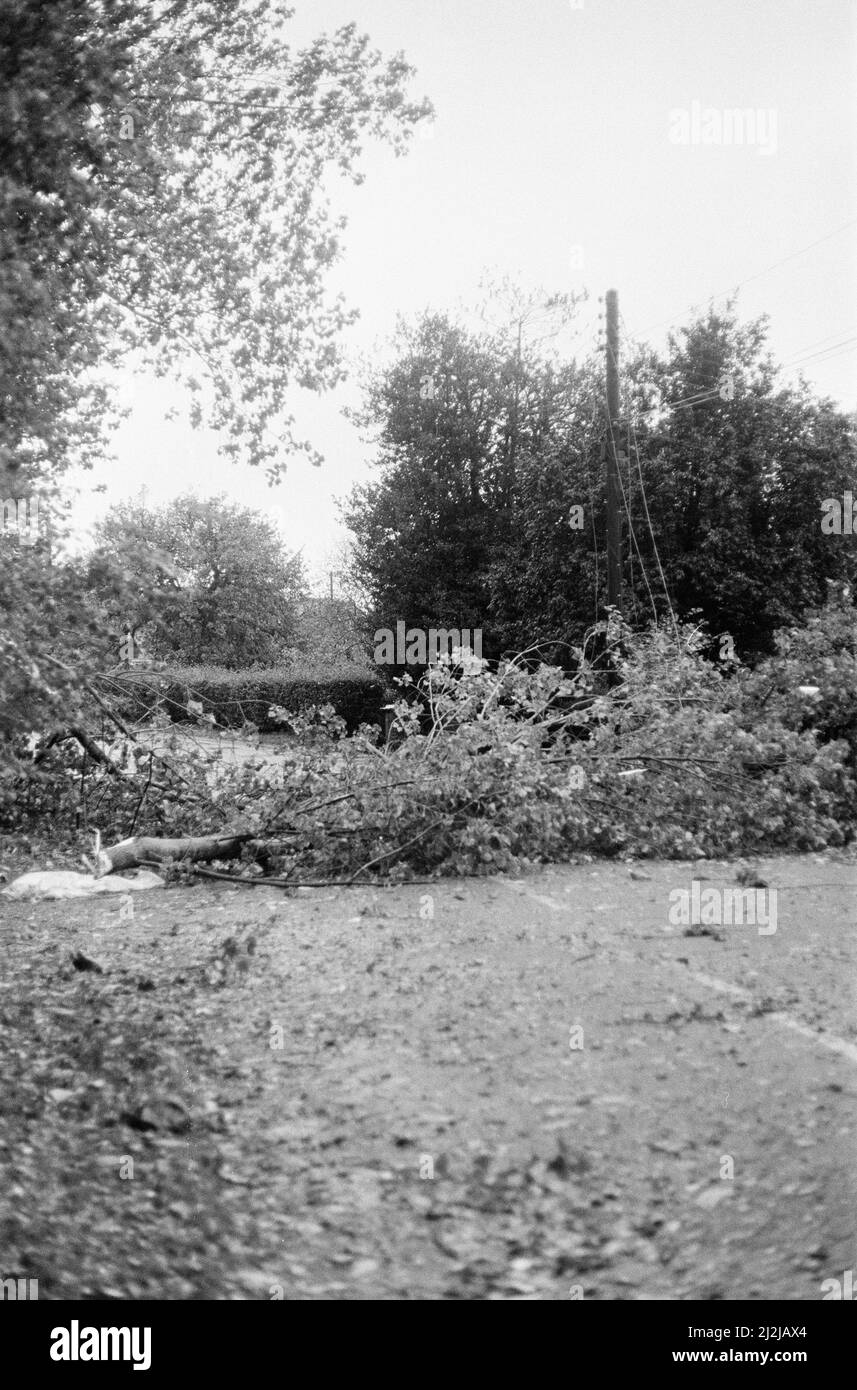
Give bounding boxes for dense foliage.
[2,4,853,869]
[342,294,584,658]
[7,596,854,876]
[346,304,856,660]
[105,664,387,733]
[0,0,428,781]
[1,0,430,484]
[92,494,306,668]
[286,592,375,673]
[0,533,135,808]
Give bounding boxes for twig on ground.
[190,865,439,888]
[347,799,480,883]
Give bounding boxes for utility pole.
[605,288,622,615]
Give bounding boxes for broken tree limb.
[258,780,416,836]
[34,726,126,775]
[85,681,136,739]
[190,866,440,889]
[97,833,258,875]
[126,752,154,837]
[347,811,451,883]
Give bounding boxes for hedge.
[103,665,389,733]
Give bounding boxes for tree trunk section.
[99,834,254,874]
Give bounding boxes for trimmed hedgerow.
[105,665,388,733]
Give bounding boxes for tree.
[93,494,306,668]
[343,297,583,658]
[1,0,431,485]
[0,0,430,778]
[97,0,431,478]
[0,0,136,484]
[625,307,857,652]
[485,306,857,658]
[288,595,373,672]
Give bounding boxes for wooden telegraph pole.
[605,288,622,615]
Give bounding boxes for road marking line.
[767,1013,857,1065]
[686,970,751,1002]
[686,968,857,1065]
[500,882,857,1063]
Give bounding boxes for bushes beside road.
[82,591,857,872]
[5,593,855,871]
[105,665,388,734]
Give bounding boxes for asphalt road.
[1,852,854,1299]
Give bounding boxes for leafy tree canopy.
[345,300,856,660]
[0,0,431,485]
[342,290,585,652]
[93,493,306,668]
[0,0,429,775]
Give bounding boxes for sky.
[70,0,857,587]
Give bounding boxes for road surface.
[1,852,854,1299]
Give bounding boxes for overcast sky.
[72,0,857,586]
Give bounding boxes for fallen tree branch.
[603,753,723,765]
[31,659,201,796]
[97,833,259,874]
[259,780,417,836]
[85,681,135,739]
[190,866,439,889]
[347,799,481,883]
[34,726,126,775]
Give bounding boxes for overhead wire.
[627,411,679,638]
[618,309,680,634]
[779,326,857,359]
[567,386,605,632]
[614,273,853,644]
[626,216,857,344]
[780,334,857,370]
[603,333,660,626]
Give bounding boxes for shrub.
[125,609,854,874]
[102,665,389,733]
[741,585,857,768]
[6,598,855,869]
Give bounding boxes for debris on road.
[1,868,165,900]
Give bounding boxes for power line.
[633,384,725,419]
[781,334,857,369]
[614,419,659,625]
[621,312,857,415]
[626,413,678,636]
[779,325,857,359]
[626,216,857,344]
